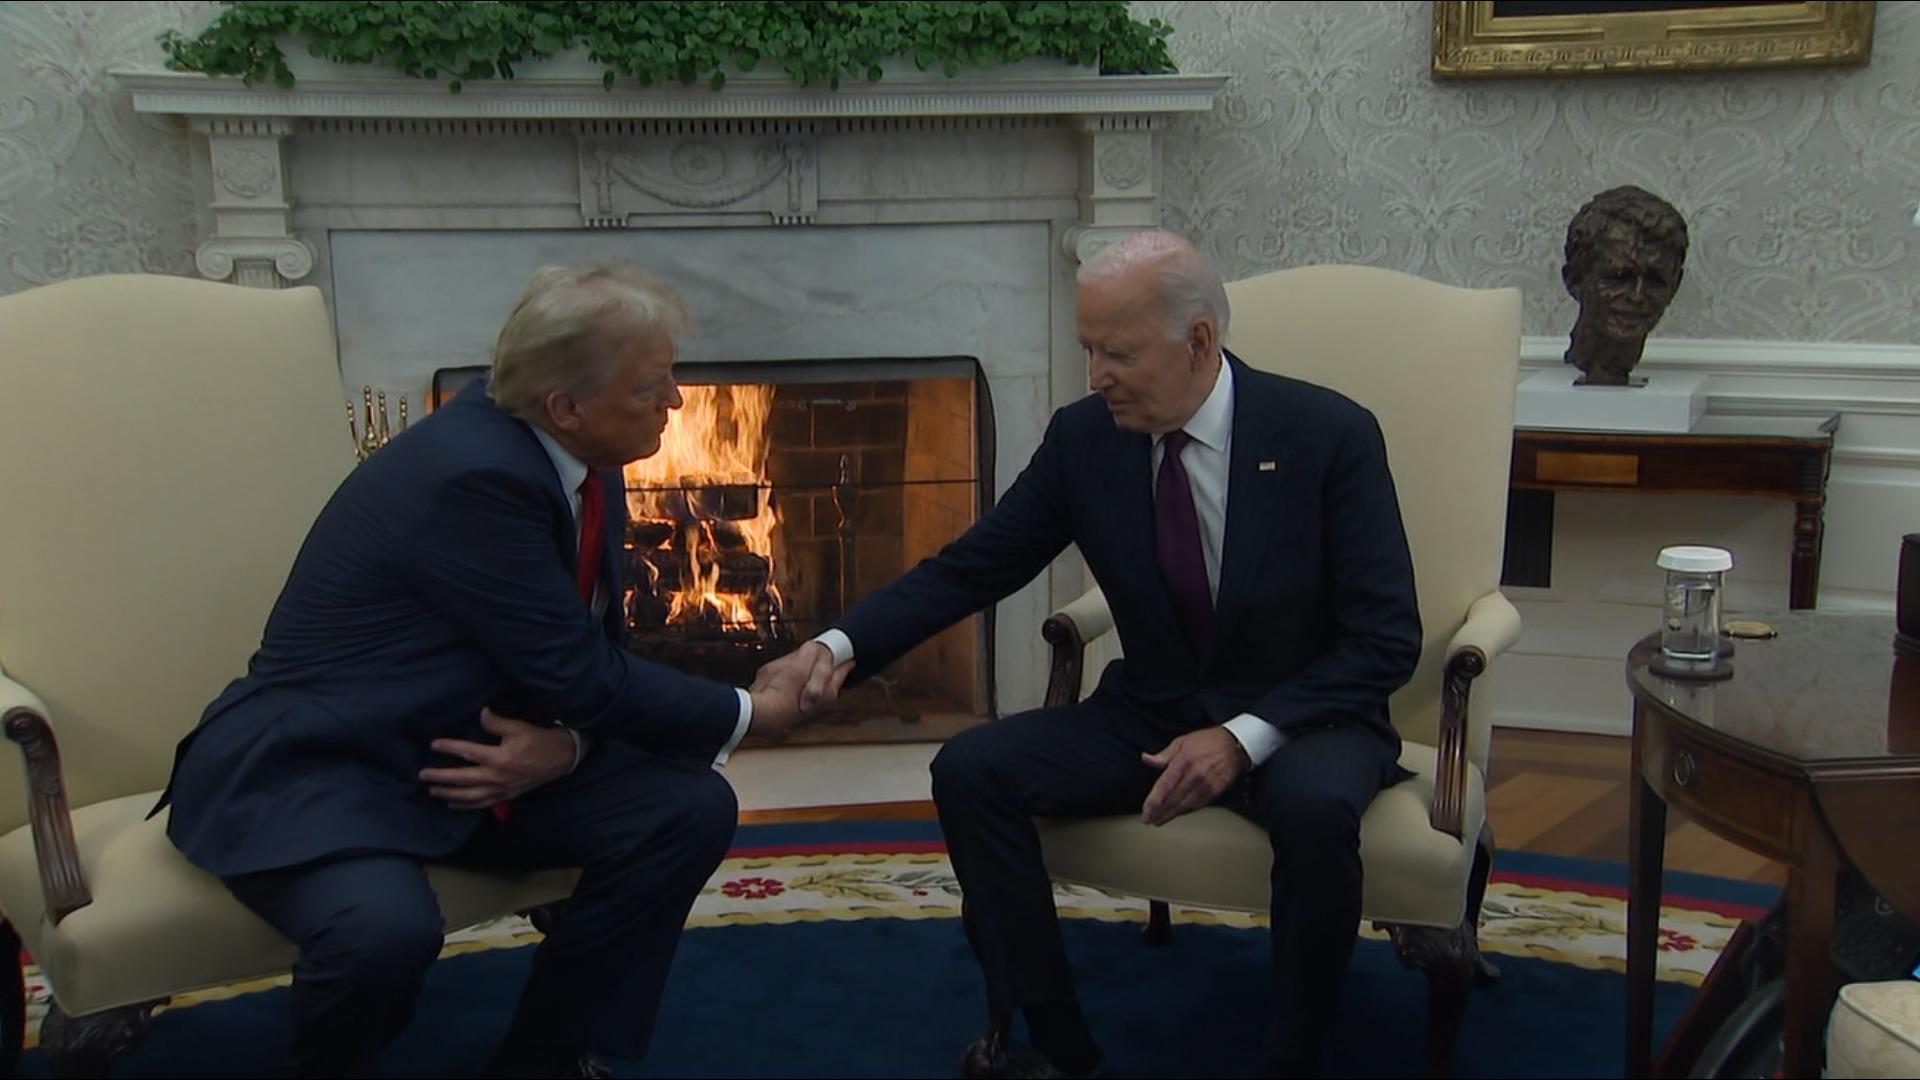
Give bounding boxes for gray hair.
[1076,230,1231,345]
[489,263,691,420]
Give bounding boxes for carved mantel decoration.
[114,69,1227,289]
[581,128,818,227]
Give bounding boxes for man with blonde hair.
[161,265,829,1078]
[764,231,1421,1076]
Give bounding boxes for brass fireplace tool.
[831,453,918,724]
[347,386,409,464]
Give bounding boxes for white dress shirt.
[816,356,1286,767]
[532,426,754,767]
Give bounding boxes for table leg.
[1627,702,1668,1080]
[1791,499,1824,610]
[1781,827,1840,1078]
[1652,921,1758,1077]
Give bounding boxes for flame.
[624,385,783,633]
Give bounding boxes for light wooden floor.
[1484,727,1786,885]
[740,729,1787,886]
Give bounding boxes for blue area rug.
[18,820,1769,1078]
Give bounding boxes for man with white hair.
[161,265,831,1079]
[763,231,1421,1076]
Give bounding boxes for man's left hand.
[422,708,577,811]
[1140,726,1252,827]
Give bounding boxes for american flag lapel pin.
[1257,460,1277,472]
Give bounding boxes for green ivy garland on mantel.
[159,1,1177,92]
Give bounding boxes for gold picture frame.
[1432,2,1876,79]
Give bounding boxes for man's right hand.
[748,641,852,739]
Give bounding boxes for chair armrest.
[1447,590,1523,666]
[1041,587,1112,708]
[0,671,94,923]
[1430,590,1522,840]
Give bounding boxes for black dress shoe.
[960,1029,1103,1079]
[479,1049,612,1079]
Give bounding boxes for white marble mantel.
[117,68,1227,120]
[114,65,1221,717]
[116,67,1226,288]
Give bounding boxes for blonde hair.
[489,264,692,419]
[1077,229,1231,345]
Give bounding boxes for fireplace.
[433,358,993,745]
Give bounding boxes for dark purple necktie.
[1155,429,1214,654]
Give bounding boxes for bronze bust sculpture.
[1562,186,1689,387]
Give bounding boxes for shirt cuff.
[1222,713,1285,767]
[714,688,753,767]
[814,628,856,668]
[565,727,589,774]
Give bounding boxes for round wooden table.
[1625,611,1920,1078]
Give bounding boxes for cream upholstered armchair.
[1035,265,1522,1076]
[0,275,578,1076]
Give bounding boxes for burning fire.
[624,384,784,634]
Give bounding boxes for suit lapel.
[597,466,626,639]
[459,385,623,638]
[476,386,579,566]
[1110,420,1196,665]
[1214,355,1286,652]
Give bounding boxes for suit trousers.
[929,692,1400,1074]
[221,741,738,1078]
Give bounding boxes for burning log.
[695,483,762,522]
[683,602,727,634]
[678,521,712,565]
[620,384,785,646]
[627,587,670,630]
[711,521,750,552]
[640,551,683,593]
[715,551,771,595]
[640,487,690,523]
[751,589,787,640]
[629,520,675,549]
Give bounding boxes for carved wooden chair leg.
[1143,899,1172,946]
[1467,822,1501,986]
[1382,919,1475,1079]
[40,998,163,1079]
[1379,822,1503,1077]
[0,919,22,1080]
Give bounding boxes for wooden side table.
[1510,415,1837,608]
[1625,612,1920,1078]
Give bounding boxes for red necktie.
[1155,430,1214,655]
[493,470,606,824]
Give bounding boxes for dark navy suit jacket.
[162,381,741,877]
[839,355,1422,746]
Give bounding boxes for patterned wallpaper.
[0,1,211,287]
[1142,0,1920,342]
[4,0,1919,342]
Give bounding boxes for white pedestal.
[1515,368,1707,433]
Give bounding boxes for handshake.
[744,640,854,740]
